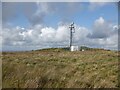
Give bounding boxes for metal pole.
[70,27,72,50]
[69,22,75,50]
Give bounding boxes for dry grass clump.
[2,48,118,88]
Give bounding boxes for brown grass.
[2,48,119,88]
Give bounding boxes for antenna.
[69,22,75,50]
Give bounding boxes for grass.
[2,48,119,88]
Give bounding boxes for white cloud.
[95,17,104,25]
[2,16,118,51]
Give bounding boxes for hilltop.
[2,48,119,88]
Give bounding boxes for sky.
[1,1,119,51]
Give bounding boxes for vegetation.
[2,48,119,88]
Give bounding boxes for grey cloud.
[2,2,83,26]
[22,2,45,26]
[2,2,19,22]
[87,17,117,39]
[2,2,37,26]
[87,31,109,39]
[2,2,116,27]
[28,13,45,26]
[0,1,2,21]
[2,2,57,26]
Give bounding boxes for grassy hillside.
[2,48,119,88]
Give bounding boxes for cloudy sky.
[1,1,119,51]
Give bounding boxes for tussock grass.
[2,48,118,88]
